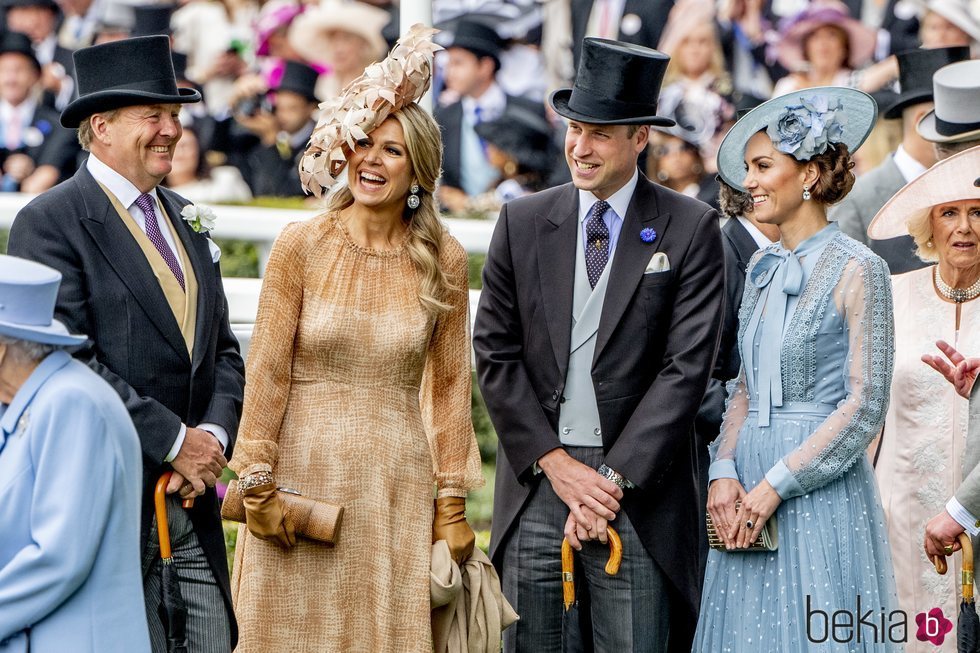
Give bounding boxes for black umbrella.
[560,527,623,651]
[933,533,979,652]
[154,472,189,653]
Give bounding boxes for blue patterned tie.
[135,193,185,291]
[586,200,610,289]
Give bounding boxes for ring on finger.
[745,520,754,529]
[945,544,954,554]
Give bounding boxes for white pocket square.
[207,238,221,263]
[644,252,670,274]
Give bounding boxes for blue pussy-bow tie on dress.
[743,226,834,426]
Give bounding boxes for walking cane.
[561,526,623,611]
[154,472,191,653]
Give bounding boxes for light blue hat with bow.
[716,86,878,192]
[0,255,86,346]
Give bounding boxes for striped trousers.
[142,495,231,653]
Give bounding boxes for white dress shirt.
[737,216,776,249]
[892,144,928,184]
[577,168,638,267]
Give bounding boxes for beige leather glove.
[242,479,296,549]
[432,496,475,564]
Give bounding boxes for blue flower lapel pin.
[640,227,657,243]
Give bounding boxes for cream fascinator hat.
[298,24,441,197]
[867,145,980,239]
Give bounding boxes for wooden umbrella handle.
[560,526,625,612]
[154,472,174,560]
[931,533,974,602]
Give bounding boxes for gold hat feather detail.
[298,23,441,197]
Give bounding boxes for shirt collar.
[577,168,639,224]
[0,98,35,123]
[892,144,927,184]
[35,35,57,65]
[461,82,507,122]
[86,152,159,210]
[1,350,71,437]
[737,216,776,249]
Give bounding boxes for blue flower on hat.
[640,227,657,243]
[767,95,847,161]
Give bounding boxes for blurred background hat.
[131,3,174,37]
[717,86,877,191]
[0,31,40,71]
[475,104,555,174]
[62,35,201,128]
[868,145,980,239]
[288,0,389,66]
[0,0,57,9]
[0,255,86,346]
[275,59,319,103]
[254,0,306,57]
[917,59,980,143]
[912,0,980,42]
[550,38,675,126]
[775,1,877,72]
[883,46,971,119]
[442,18,505,66]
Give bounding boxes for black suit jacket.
[7,164,245,644]
[434,94,543,193]
[0,103,80,185]
[696,218,761,442]
[570,0,675,69]
[473,176,725,649]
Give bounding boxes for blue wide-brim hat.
[0,255,86,346]
[716,86,877,192]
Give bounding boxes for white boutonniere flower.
[180,204,217,233]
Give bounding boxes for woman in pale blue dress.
[693,88,901,652]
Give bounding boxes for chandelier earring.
[802,185,811,201]
[407,183,420,210]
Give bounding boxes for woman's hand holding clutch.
[432,496,475,564]
[241,472,297,549]
[732,479,781,550]
[707,478,746,550]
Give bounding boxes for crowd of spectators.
[0,0,976,204]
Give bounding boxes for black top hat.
[61,35,200,128]
[883,46,971,119]
[475,105,555,174]
[171,51,188,82]
[275,60,319,103]
[132,4,174,37]
[550,39,674,126]
[0,31,40,71]
[447,19,504,65]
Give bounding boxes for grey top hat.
[916,59,980,144]
[716,86,877,192]
[0,255,86,346]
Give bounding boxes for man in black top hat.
[227,59,319,197]
[7,35,244,653]
[434,18,543,212]
[0,31,79,192]
[831,45,970,274]
[474,37,724,653]
[2,0,76,109]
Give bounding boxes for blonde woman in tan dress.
[228,29,483,652]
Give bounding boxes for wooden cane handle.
[960,533,974,601]
[561,538,575,611]
[933,555,948,575]
[154,472,173,560]
[605,526,623,575]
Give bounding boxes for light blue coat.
[0,351,150,652]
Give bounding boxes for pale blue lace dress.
[692,224,901,652]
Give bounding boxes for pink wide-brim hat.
[775,1,877,72]
[254,0,306,57]
[867,145,980,240]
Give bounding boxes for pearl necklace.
[934,266,980,303]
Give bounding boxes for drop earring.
[407,183,420,210]
[802,185,811,201]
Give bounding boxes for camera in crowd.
[234,93,273,117]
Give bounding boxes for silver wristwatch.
[598,464,633,489]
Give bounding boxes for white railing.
[2,194,494,357]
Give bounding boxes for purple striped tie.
[135,193,185,291]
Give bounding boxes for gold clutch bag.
[706,500,778,552]
[221,479,344,546]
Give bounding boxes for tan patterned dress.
[229,212,483,652]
